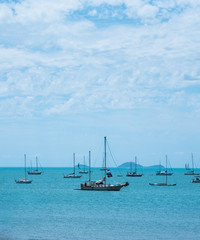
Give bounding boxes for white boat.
[64,153,82,178]
[156,171,173,176]
[79,156,88,174]
[149,155,176,187]
[15,154,32,184]
[126,156,143,177]
[27,156,42,175]
[156,160,173,176]
[78,137,129,191]
[191,177,200,183]
[184,153,200,175]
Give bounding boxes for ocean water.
[0,167,200,240]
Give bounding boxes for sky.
[0,0,200,167]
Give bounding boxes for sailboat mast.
[130,161,132,172]
[166,155,168,184]
[89,151,91,183]
[192,153,194,171]
[30,160,32,171]
[36,156,38,171]
[24,154,27,180]
[73,153,75,174]
[104,136,107,185]
[135,156,137,173]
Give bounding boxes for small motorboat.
[191,177,200,183]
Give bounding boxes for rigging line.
[167,159,173,172]
[38,160,44,172]
[93,145,102,168]
[106,140,127,182]
[92,138,102,168]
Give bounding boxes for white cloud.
[0,0,200,118]
[0,0,83,23]
[0,4,13,22]
[88,9,97,16]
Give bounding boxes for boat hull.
[191,178,200,183]
[191,180,200,183]
[126,174,143,177]
[79,171,88,174]
[64,175,82,178]
[184,172,200,175]
[27,171,42,175]
[80,184,123,191]
[149,183,176,186]
[15,179,32,184]
[156,172,173,176]
[79,181,129,191]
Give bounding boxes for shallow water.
[0,168,200,240]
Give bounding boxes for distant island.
[75,163,165,169]
[118,162,165,168]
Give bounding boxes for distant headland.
[118,162,165,168]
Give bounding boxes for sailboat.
[156,160,173,176]
[149,155,176,186]
[79,156,88,174]
[15,154,32,184]
[191,176,200,183]
[27,156,42,175]
[78,137,129,191]
[184,153,200,175]
[126,156,143,177]
[64,153,82,178]
[185,163,191,170]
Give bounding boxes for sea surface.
[0,167,200,240]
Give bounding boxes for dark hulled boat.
[27,156,42,175]
[126,156,143,177]
[78,137,129,191]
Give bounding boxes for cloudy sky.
[0,0,200,167]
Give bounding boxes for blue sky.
[0,0,200,167]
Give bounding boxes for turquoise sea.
[0,167,200,240]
